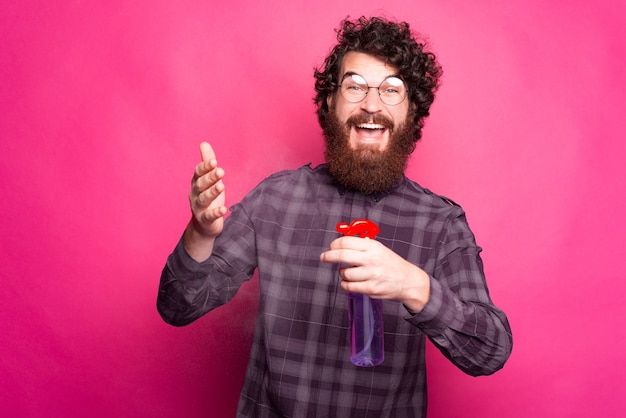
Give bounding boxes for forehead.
[339,52,399,83]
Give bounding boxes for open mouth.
[354,122,387,138]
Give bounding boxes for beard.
[322,109,416,195]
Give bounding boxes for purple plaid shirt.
[158,164,512,417]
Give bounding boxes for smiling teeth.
[357,123,385,129]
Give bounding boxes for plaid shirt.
[158,164,512,417]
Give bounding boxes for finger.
[340,279,377,296]
[340,279,363,294]
[320,247,367,266]
[199,204,227,224]
[199,141,217,162]
[329,236,374,250]
[195,164,224,190]
[321,237,367,263]
[193,159,213,181]
[193,144,219,180]
[192,142,217,182]
[196,178,225,207]
[338,266,369,282]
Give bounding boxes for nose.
[360,87,383,113]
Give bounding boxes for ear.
[326,93,335,110]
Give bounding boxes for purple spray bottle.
[336,219,384,367]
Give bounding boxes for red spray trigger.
[336,219,380,239]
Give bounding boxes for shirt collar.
[334,174,405,202]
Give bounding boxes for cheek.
[392,106,410,127]
[331,102,352,124]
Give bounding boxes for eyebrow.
[340,71,403,83]
[340,71,361,82]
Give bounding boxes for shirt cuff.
[405,275,457,337]
[166,235,211,275]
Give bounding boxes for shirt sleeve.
[156,204,258,327]
[405,210,513,376]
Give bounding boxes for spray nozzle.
[336,219,380,239]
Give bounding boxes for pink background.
[2,0,625,417]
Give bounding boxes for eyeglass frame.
[337,72,409,106]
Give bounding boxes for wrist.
[399,267,431,313]
[183,218,216,262]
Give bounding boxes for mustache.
[346,112,394,130]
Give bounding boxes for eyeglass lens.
[340,74,407,105]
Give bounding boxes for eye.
[341,74,367,94]
[380,77,405,95]
[346,84,365,92]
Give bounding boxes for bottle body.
[348,293,384,367]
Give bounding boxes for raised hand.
[184,142,227,261]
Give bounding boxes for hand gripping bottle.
[336,219,384,367]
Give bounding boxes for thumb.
[199,141,217,162]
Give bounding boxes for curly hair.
[314,16,443,144]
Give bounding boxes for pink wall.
[2,1,624,416]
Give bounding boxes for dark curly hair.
[314,16,443,144]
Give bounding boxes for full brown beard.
[322,109,416,195]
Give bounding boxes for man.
[158,16,512,417]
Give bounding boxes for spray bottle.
[336,219,384,367]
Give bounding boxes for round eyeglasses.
[339,74,408,106]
